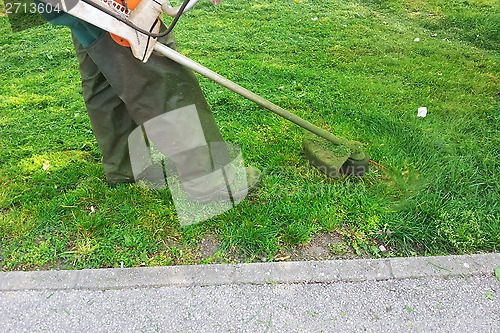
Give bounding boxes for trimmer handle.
[162,0,200,17]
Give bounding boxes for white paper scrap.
[417,107,428,118]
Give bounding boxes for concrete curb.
[1,253,498,292]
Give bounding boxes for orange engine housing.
[109,0,143,47]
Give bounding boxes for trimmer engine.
[41,0,199,61]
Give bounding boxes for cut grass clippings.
[0,0,499,270]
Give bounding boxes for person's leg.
[81,31,224,144]
[80,32,231,187]
[74,30,260,199]
[73,34,136,186]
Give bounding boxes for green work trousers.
[72,31,225,186]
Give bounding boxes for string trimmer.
[40,0,369,177]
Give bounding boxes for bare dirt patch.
[198,233,221,259]
[194,232,363,264]
[287,232,358,261]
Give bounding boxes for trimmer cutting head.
[302,131,369,178]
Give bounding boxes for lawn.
[0,0,498,270]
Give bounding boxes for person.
[37,0,261,203]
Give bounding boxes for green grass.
[0,0,499,270]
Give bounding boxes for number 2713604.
[5,2,61,14]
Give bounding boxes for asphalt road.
[1,254,499,332]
